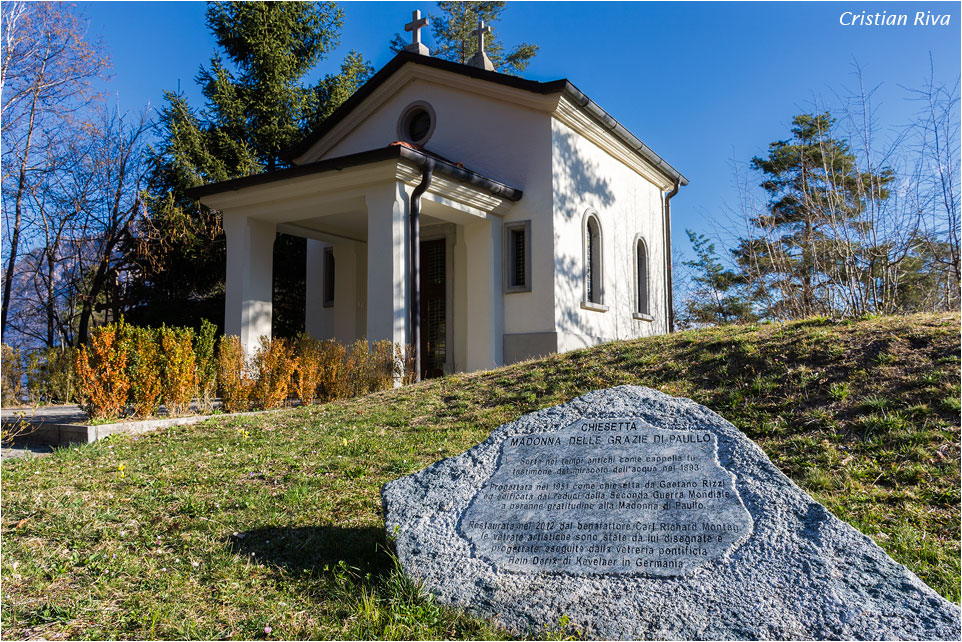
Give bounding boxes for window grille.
[510,228,526,287]
[323,247,335,307]
[502,221,531,293]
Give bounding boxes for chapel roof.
[281,51,689,187]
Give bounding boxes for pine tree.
[681,231,756,327]
[733,112,893,320]
[391,1,538,75]
[130,2,373,334]
[203,1,344,171]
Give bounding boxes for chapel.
[189,13,688,379]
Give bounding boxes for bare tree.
[3,103,151,349]
[0,2,108,337]
[909,59,960,310]
[831,61,961,315]
[71,106,151,346]
[20,131,98,346]
[0,2,27,97]
[728,61,959,322]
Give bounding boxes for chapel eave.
[184,144,523,205]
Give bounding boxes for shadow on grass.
[229,525,393,578]
[228,526,518,639]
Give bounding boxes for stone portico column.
[463,217,503,370]
[223,215,275,354]
[364,183,409,346]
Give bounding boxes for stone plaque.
[458,418,752,576]
[382,387,961,640]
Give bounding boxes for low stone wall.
[2,409,278,446]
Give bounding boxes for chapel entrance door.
[419,239,446,379]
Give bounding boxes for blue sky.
[79,1,960,261]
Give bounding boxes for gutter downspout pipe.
[409,157,435,382]
[664,178,680,333]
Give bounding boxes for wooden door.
[419,239,446,378]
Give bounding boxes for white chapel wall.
[298,69,672,368]
[305,239,333,338]
[549,117,668,353]
[305,237,367,345]
[319,77,559,354]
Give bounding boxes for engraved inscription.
[458,418,753,576]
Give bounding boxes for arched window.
[635,237,649,316]
[584,212,603,305]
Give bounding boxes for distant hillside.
[2,313,958,639]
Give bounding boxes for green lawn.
[2,313,959,639]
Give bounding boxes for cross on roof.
[404,10,430,56]
[471,19,491,55]
[467,19,494,71]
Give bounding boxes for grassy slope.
[2,313,959,640]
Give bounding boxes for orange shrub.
[159,326,196,416]
[194,319,218,412]
[252,337,296,409]
[370,339,396,392]
[75,321,130,420]
[396,343,417,385]
[212,335,413,413]
[24,347,78,405]
[317,339,347,401]
[217,336,253,413]
[293,334,323,405]
[344,339,373,397]
[1,343,24,406]
[125,326,161,417]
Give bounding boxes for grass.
[2,312,959,639]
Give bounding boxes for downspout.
[409,157,435,382]
[664,179,680,333]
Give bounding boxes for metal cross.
[472,19,491,55]
[405,10,429,47]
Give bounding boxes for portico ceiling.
[277,209,449,245]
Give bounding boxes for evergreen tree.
[203,1,343,171]
[311,50,373,123]
[681,231,756,327]
[732,112,893,320]
[130,2,373,335]
[391,1,538,75]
